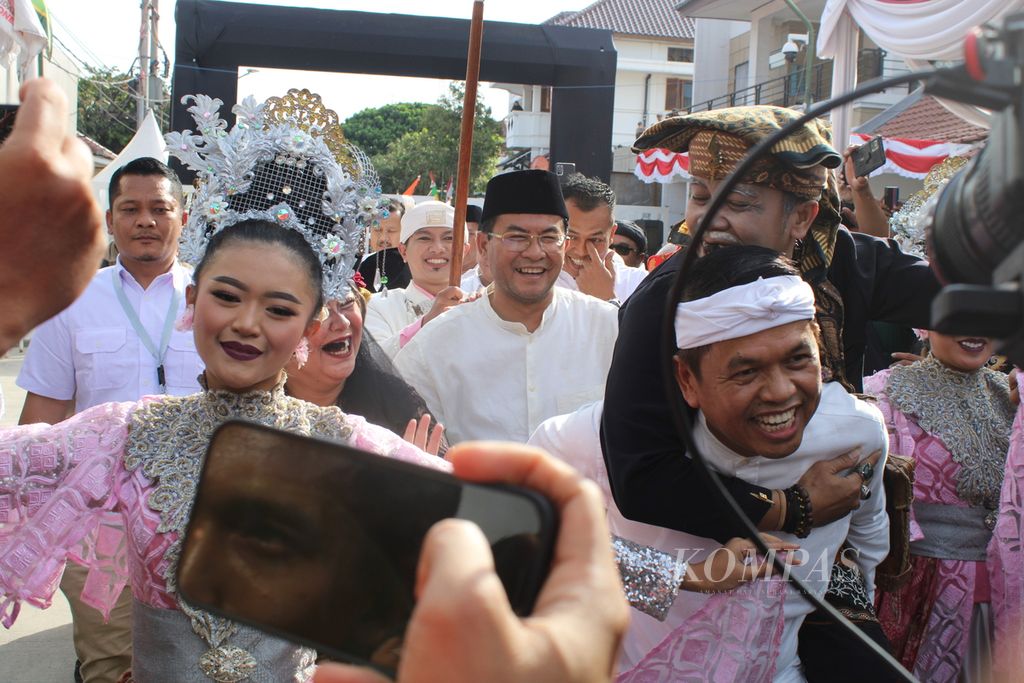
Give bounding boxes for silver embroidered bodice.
[887,356,1014,521]
[123,376,353,682]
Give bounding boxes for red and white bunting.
[635,134,979,184]
[634,148,690,184]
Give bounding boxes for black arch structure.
[171,0,617,182]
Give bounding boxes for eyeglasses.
[610,243,638,256]
[488,231,566,253]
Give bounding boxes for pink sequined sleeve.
[990,370,1024,674]
[0,402,135,627]
[863,370,924,542]
[344,414,452,473]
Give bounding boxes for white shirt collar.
[114,255,190,291]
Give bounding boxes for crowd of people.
[0,75,1020,683]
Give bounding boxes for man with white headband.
[528,245,888,680]
[602,106,935,680]
[669,245,889,681]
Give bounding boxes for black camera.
[921,14,1024,364]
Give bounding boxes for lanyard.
[112,270,180,390]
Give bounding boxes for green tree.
[342,102,431,157]
[373,83,504,195]
[77,65,168,153]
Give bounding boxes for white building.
[495,0,699,252]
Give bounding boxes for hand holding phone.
[851,136,886,179]
[178,423,559,675]
[313,442,630,683]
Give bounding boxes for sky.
[43,0,596,122]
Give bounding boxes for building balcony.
[505,110,551,150]
[687,49,914,114]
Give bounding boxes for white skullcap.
[401,201,455,243]
[675,275,815,349]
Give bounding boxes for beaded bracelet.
[783,484,813,538]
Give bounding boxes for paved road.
[0,350,78,682]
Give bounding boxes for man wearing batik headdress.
[601,106,940,681]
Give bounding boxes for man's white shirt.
[364,284,435,360]
[394,287,619,444]
[18,259,203,413]
[460,266,484,294]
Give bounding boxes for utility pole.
[148,0,161,124]
[136,0,149,128]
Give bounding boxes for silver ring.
[860,483,871,500]
[854,461,875,481]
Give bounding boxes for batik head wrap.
[634,106,842,284]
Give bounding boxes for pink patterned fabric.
[989,370,1024,675]
[0,401,141,625]
[866,369,1014,682]
[616,581,785,683]
[0,398,446,630]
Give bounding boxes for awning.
[634,148,689,184]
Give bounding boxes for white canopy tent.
[91,109,168,210]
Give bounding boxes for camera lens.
[925,110,1024,285]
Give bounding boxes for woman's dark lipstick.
[221,341,262,361]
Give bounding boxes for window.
[668,47,694,63]
[733,61,750,104]
[540,87,552,113]
[665,78,692,111]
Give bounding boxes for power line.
[48,10,113,71]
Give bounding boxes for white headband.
[675,275,815,349]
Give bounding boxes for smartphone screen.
[0,105,18,146]
[177,420,557,673]
[883,186,900,212]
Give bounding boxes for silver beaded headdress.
[889,155,970,260]
[167,88,386,300]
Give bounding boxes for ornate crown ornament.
[166,89,387,300]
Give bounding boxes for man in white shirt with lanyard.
[365,200,471,359]
[556,173,648,305]
[17,156,202,683]
[395,170,618,444]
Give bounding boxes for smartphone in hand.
[852,135,886,178]
[177,420,557,675]
[883,186,900,212]
[0,105,18,146]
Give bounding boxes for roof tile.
[873,95,987,145]
[545,0,695,40]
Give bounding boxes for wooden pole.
[449,0,484,286]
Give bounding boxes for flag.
[428,171,438,198]
[444,176,453,203]
[402,174,421,195]
[0,0,47,74]
[31,0,49,58]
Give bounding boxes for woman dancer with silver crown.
[0,92,444,682]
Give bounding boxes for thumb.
[830,447,861,473]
